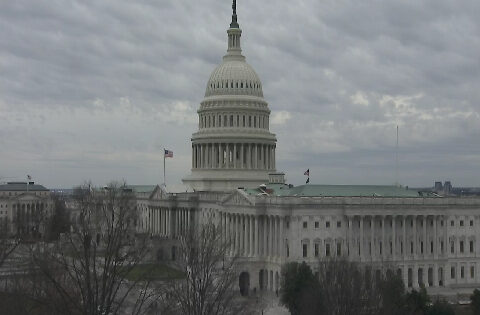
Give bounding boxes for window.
[441,241,444,253]
[471,220,474,227]
[401,242,403,254]
[315,221,319,229]
[461,266,465,279]
[470,241,474,253]
[337,221,341,228]
[460,220,464,227]
[337,243,342,256]
[326,244,331,257]
[286,244,289,257]
[451,242,454,254]
[303,222,307,229]
[421,242,424,254]
[286,221,290,229]
[410,242,413,254]
[410,220,413,227]
[390,242,393,254]
[430,241,433,253]
[380,242,382,255]
[460,241,464,253]
[451,267,455,279]
[326,221,330,228]
[303,244,308,257]
[315,243,319,257]
[441,220,444,226]
[430,220,433,226]
[471,266,475,278]
[451,220,454,227]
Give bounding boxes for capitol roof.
[246,184,422,198]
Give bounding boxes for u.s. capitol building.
[135,3,480,298]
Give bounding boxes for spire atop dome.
[230,0,239,28]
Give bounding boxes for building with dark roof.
[0,182,53,237]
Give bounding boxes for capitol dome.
[205,60,263,97]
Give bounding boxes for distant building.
[0,182,54,237]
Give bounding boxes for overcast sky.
[1,0,479,189]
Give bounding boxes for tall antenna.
[395,125,399,187]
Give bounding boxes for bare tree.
[30,182,156,315]
[316,257,382,315]
[161,223,243,315]
[0,217,18,267]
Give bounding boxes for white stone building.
[137,3,480,298]
[0,182,53,237]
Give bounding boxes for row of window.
[303,221,342,229]
[199,113,269,129]
[208,80,261,91]
[451,266,475,280]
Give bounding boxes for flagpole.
[163,148,166,186]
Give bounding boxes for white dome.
[205,60,263,97]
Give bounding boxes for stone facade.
[0,182,53,237]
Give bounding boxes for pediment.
[221,189,254,207]
[149,185,167,200]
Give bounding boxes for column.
[263,216,267,257]
[279,216,283,258]
[413,216,417,259]
[218,143,222,168]
[243,215,247,256]
[403,216,407,260]
[254,144,258,169]
[423,216,427,258]
[200,144,204,169]
[433,263,439,287]
[235,215,239,254]
[241,143,244,169]
[270,216,274,257]
[233,143,237,169]
[393,216,397,261]
[192,145,194,168]
[255,216,259,256]
[360,217,364,261]
[371,216,375,261]
[249,215,253,256]
[382,216,385,260]
[434,216,438,259]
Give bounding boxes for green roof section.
[245,184,422,197]
[126,185,157,194]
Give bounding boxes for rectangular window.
[286,221,290,229]
[390,241,393,254]
[461,266,465,279]
[421,242,424,254]
[369,242,372,255]
[460,241,464,253]
[471,266,475,278]
[303,222,307,229]
[451,242,455,254]
[441,220,444,226]
[326,244,330,257]
[315,221,319,229]
[401,242,403,254]
[441,241,444,253]
[471,220,474,227]
[337,243,341,256]
[470,241,474,253]
[337,221,341,228]
[451,267,455,279]
[460,220,464,227]
[451,220,454,227]
[431,241,434,253]
[380,242,382,255]
[315,243,319,257]
[411,242,414,254]
[326,221,330,228]
[303,244,308,258]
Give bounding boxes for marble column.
[393,216,397,261]
[360,217,364,261]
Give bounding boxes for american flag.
[164,149,173,158]
[304,169,309,176]
[27,175,32,180]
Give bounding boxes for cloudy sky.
[1,0,479,189]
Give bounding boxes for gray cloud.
[0,0,479,188]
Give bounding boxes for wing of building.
[136,2,480,299]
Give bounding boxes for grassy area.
[123,263,185,281]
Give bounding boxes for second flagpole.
[163,148,166,187]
